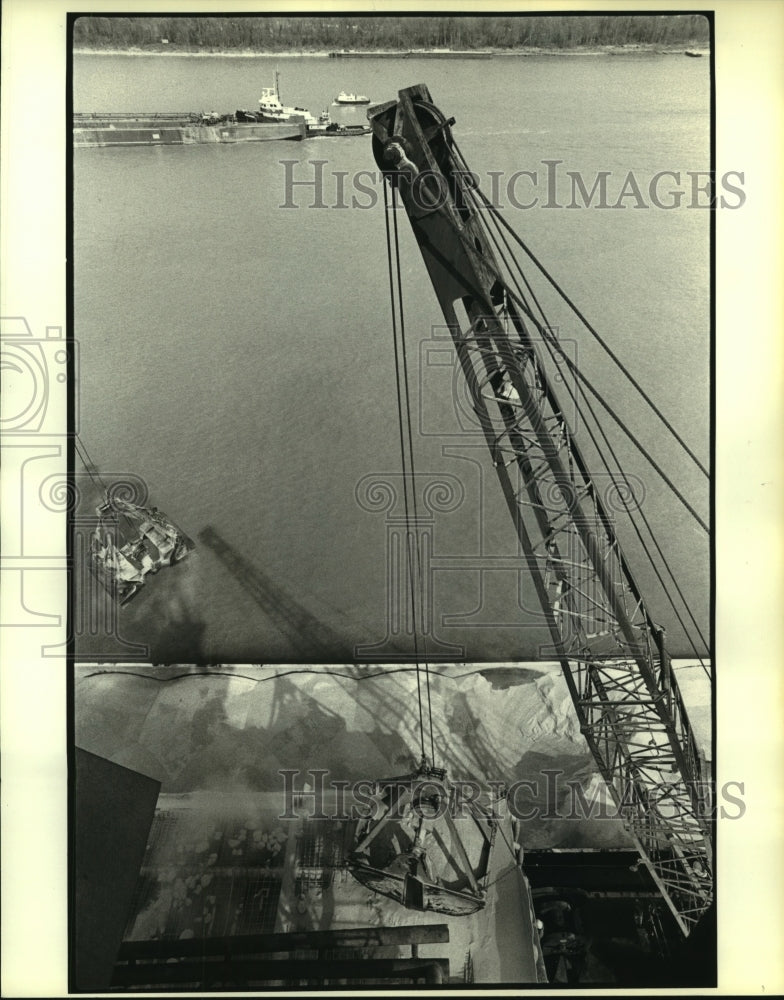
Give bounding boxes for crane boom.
[368,84,712,935]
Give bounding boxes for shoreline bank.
[73,43,708,60]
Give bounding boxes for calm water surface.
[73,53,710,662]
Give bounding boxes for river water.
[73,52,710,663]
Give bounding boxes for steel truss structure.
[368,84,712,935]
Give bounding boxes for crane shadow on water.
[198,525,355,662]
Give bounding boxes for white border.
[1,1,783,995]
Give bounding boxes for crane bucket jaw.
[346,762,498,917]
[90,494,195,605]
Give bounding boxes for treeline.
[73,14,709,52]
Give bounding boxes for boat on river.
[306,109,371,138]
[73,111,304,146]
[312,122,371,137]
[334,90,371,105]
[257,72,319,126]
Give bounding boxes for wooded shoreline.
[72,13,710,54]
[73,43,708,59]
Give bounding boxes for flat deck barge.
[74,112,305,147]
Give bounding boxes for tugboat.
[334,90,371,105]
[306,108,371,138]
[347,758,499,916]
[90,494,195,605]
[257,72,319,126]
[304,108,335,134]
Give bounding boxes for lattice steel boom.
[368,84,712,935]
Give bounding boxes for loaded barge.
[75,74,370,148]
[73,111,305,147]
[74,109,370,147]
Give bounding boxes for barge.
[73,111,305,147]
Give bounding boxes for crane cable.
[449,140,708,535]
[73,434,141,540]
[451,138,709,482]
[391,179,436,767]
[383,178,436,766]
[74,434,109,495]
[459,175,711,676]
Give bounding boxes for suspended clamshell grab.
[347,759,500,916]
[90,494,195,605]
